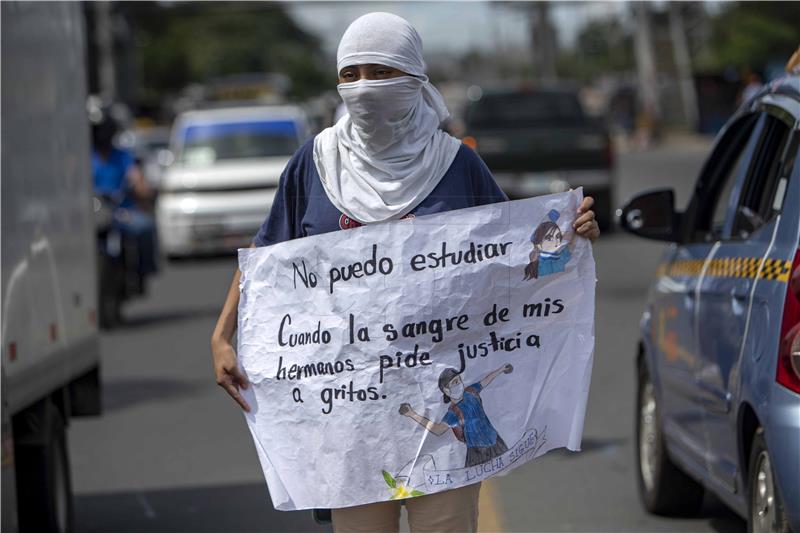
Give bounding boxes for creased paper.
[237,189,596,510]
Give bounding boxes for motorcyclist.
[91,116,159,280]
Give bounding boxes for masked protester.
[211,12,600,533]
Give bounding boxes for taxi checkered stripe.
[658,257,791,282]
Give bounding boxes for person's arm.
[121,149,154,206]
[398,403,449,435]
[210,245,255,412]
[126,164,154,203]
[211,142,310,410]
[480,364,513,389]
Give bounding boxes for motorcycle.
[93,192,149,328]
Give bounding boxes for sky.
[286,1,628,60]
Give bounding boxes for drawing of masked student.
[399,364,513,468]
[523,209,574,280]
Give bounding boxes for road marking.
[478,479,505,532]
[136,492,156,519]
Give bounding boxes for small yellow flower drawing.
[382,469,425,500]
[391,484,414,500]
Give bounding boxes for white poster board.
[237,190,595,510]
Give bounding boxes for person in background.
[739,71,764,105]
[91,116,159,278]
[211,12,599,533]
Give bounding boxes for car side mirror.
[617,189,682,242]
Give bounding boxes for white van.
[157,105,310,258]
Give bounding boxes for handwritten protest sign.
[237,189,595,510]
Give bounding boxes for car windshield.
[179,120,299,165]
[468,92,586,128]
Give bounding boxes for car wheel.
[636,361,704,515]
[15,402,74,533]
[98,254,121,329]
[747,429,791,533]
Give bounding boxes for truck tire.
[636,361,704,516]
[747,428,791,533]
[15,401,73,533]
[98,254,121,329]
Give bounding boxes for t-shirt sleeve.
[252,141,311,247]
[462,145,508,206]
[442,409,459,428]
[467,382,483,394]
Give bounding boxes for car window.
[731,115,794,239]
[710,149,745,235]
[467,92,586,128]
[780,134,799,212]
[689,113,761,242]
[178,120,299,166]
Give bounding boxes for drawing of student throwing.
[523,209,575,280]
[399,364,513,468]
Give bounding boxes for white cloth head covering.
[313,12,462,224]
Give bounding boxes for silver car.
[157,105,309,258]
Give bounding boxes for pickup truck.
[157,104,310,258]
[463,86,615,229]
[2,3,102,532]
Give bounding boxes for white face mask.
[313,12,461,224]
[337,76,424,153]
[315,72,459,223]
[447,380,464,401]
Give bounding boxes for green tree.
[556,17,635,83]
[705,1,800,70]
[120,2,327,101]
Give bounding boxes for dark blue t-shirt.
[253,139,507,246]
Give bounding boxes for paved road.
[70,139,746,532]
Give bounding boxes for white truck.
[2,3,102,532]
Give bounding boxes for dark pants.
[118,209,158,275]
[465,436,508,468]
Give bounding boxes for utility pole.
[668,2,699,130]
[529,2,558,83]
[632,2,659,142]
[94,1,116,101]
[490,3,505,79]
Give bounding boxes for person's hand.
[212,338,251,412]
[573,196,600,241]
[503,363,514,374]
[399,403,413,416]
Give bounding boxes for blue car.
[619,72,800,532]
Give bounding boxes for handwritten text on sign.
[237,190,595,510]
